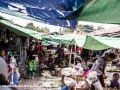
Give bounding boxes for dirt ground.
[17,59,120,90]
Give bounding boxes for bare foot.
[32,76,34,79]
[29,77,32,79]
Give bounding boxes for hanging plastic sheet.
[0,0,84,28]
[64,0,120,25]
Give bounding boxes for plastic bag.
[86,71,103,90]
[73,63,83,76]
[93,79,103,90]
[86,77,103,90]
[42,71,52,78]
[61,67,73,76]
[104,78,111,86]
[64,77,76,87]
[61,86,68,90]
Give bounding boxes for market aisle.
[17,59,119,90]
[18,57,61,90]
[18,70,61,90]
[18,68,45,90]
[18,57,47,90]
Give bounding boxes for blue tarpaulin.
[0,0,84,28]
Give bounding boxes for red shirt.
[77,47,82,52]
[37,44,42,53]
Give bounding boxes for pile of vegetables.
[42,79,61,88]
[106,66,118,71]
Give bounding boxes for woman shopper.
[90,52,116,87]
[37,42,44,67]
[26,44,38,79]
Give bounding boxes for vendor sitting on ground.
[64,55,69,62]
[59,58,68,68]
[110,73,120,90]
[47,54,54,69]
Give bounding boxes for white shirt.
[64,48,68,55]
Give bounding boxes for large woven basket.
[71,87,90,90]
[70,75,85,83]
[62,75,90,90]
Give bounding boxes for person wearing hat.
[0,57,18,90]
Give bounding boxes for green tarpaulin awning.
[64,0,120,24]
[0,19,42,39]
[42,41,50,46]
[81,36,110,50]
[42,35,120,50]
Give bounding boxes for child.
[84,64,93,78]
[110,73,120,90]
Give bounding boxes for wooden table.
[106,70,120,72]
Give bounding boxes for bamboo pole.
[74,43,77,65]
[73,21,78,65]
[69,46,72,65]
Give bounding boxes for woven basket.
[61,75,86,85]
[62,75,89,89]
[70,75,85,83]
[71,87,90,90]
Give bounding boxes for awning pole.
[69,46,72,65]
[74,43,77,65]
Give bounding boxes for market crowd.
[0,40,120,90]
[26,41,120,90]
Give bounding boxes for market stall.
[0,18,42,85]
